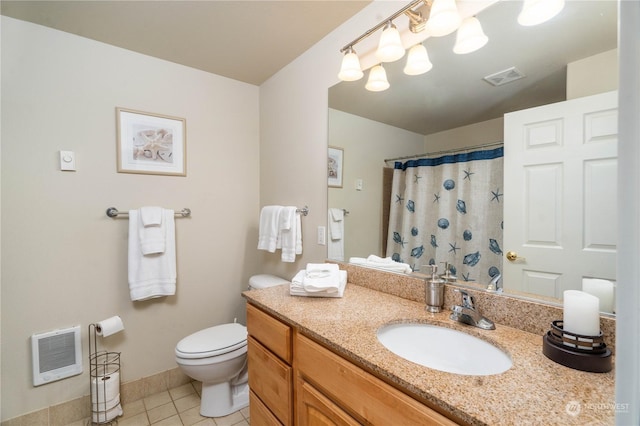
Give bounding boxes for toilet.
[175,274,289,417]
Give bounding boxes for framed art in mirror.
[328,146,344,188]
[116,107,186,176]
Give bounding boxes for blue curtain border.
[394,147,504,170]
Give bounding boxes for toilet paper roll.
[96,316,124,337]
[91,372,120,404]
[92,393,120,412]
[92,402,123,423]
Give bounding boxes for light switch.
[317,226,326,245]
[59,151,76,171]
[356,179,363,191]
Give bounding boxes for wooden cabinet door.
[250,390,283,426]
[297,376,360,426]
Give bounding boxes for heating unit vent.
[31,325,82,386]
[483,67,526,86]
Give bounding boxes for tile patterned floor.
[65,382,250,426]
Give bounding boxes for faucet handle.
[454,289,475,309]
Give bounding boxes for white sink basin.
[377,323,512,375]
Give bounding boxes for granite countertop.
[243,283,615,426]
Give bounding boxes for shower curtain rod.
[384,142,504,164]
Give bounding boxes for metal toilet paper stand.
[88,323,122,425]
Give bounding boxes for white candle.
[563,290,600,336]
[582,278,615,313]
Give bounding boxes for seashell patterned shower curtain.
[386,147,504,285]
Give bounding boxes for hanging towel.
[138,206,165,255]
[128,209,176,301]
[278,206,301,262]
[328,208,344,261]
[328,208,344,239]
[258,206,283,253]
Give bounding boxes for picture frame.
[328,146,344,188]
[116,107,186,176]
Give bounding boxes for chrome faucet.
[450,289,495,330]
[486,273,502,292]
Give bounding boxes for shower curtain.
[386,147,504,285]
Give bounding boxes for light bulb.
[403,44,433,76]
[376,22,405,63]
[365,65,390,92]
[425,0,462,37]
[453,17,488,54]
[518,0,565,26]
[338,47,363,81]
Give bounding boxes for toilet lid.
[176,323,247,359]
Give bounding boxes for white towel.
[328,208,344,240]
[305,263,340,278]
[279,207,301,263]
[290,269,347,298]
[128,209,176,301]
[257,206,283,253]
[138,206,165,255]
[349,255,413,274]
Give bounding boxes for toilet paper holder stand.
[88,323,122,425]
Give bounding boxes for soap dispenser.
[425,264,445,312]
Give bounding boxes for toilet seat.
[176,323,247,359]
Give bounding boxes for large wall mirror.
[327,0,618,313]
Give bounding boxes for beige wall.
[328,109,424,260]
[567,48,618,99]
[1,17,260,419]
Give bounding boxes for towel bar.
[106,207,191,218]
[296,206,309,216]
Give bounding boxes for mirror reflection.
[327,0,618,313]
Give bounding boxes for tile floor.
[65,382,250,426]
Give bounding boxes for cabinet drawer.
[250,390,283,426]
[248,336,293,425]
[247,303,292,363]
[296,334,458,426]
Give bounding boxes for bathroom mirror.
[327,0,618,312]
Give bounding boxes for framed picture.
[116,107,186,176]
[328,146,344,188]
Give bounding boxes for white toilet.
[175,274,289,417]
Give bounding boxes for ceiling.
[2,1,618,136]
[0,0,371,86]
[330,0,618,135]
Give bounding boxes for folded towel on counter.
[290,269,348,298]
[258,206,283,253]
[349,255,413,274]
[128,209,176,301]
[138,206,165,255]
[305,263,340,278]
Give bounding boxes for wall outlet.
[317,226,326,245]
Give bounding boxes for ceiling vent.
[483,67,526,86]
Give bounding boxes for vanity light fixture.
[365,64,390,92]
[403,43,433,75]
[453,16,488,54]
[338,0,564,88]
[376,21,406,62]
[518,0,565,26]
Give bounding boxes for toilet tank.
[249,274,289,290]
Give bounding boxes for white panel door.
[503,91,618,300]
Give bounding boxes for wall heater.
[31,325,82,386]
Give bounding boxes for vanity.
[243,265,615,425]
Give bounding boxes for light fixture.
[518,0,565,26]
[403,44,433,75]
[338,0,563,91]
[424,0,462,37]
[453,17,488,54]
[376,21,405,62]
[338,47,364,81]
[365,65,390,92]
